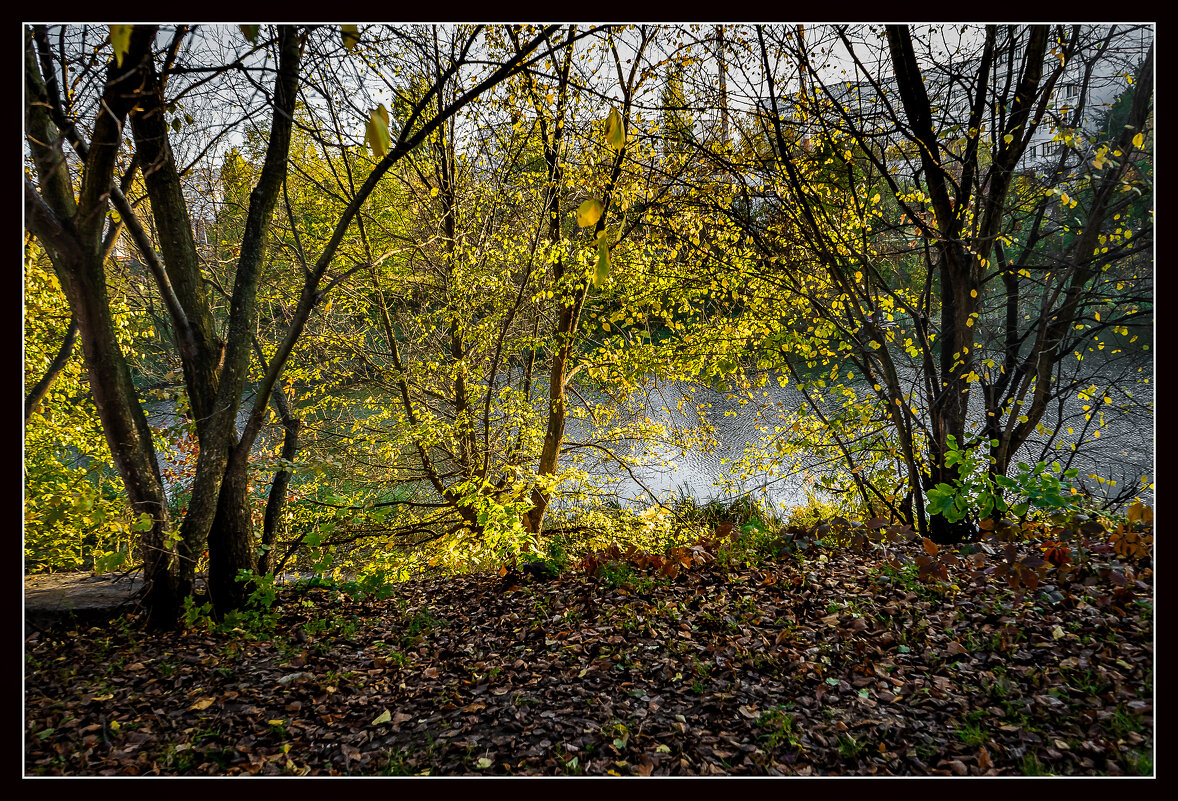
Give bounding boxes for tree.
[724,24,1153,541]
[259,25,728,564]
[24,23,563,624]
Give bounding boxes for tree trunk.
[207,443,257,614]
[24,313,78,421]
[259,389,301,577]
[25,26,184,626]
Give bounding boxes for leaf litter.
[24,525,1153,776]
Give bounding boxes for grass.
[1020,752,1050,776]
[837,734,865,760]
[757,706,801,751]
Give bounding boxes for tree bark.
[24,27,181,625]
[24,313,78,421]
[259,386,301,577]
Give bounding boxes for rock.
[24,571,145,635]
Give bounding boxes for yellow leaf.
[371,709,392,726]
[1003,133,1014,145]
[576,198,604,228]
[365,105,391,159]
[239,25,260,44]
[593,236,611,289]
[604,108,624,151]
[189,698,215,711]
[1132,132,1144,150]
[110,25,133,68]
[341,25,361,52]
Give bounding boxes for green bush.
[925,436,1079,525]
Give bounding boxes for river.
[564,356,1154,514]
[146,354,1153,516]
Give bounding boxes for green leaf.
[476,757,492,769]
[341,25,361,52]
[604,107,624,151]
[239,25,260,44]
[576,198,604,228]
[371,709,391,726]
[109,26,133,68]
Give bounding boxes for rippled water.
[566,358,1154,513]
[147,355,1153,515]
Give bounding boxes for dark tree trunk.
[24,313,78,421]
[25,26,184,626]
[259,389,301,577]
[207,443,257,614]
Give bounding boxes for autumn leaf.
[341,25,361,52]
[576,198,604,229]
[604,107,624,151]
[109,26,133,68]
[239,25,260,44]
[365,105,391,160]
[593,233,611,289]
[371,708,392,726]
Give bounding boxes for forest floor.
[24,531,1153,777]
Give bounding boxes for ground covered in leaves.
[25,530,1153,776]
